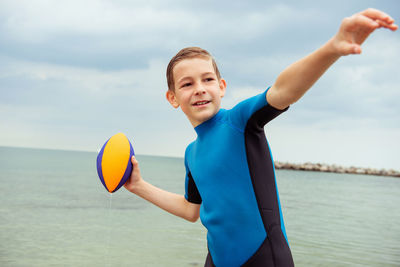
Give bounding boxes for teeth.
[195,101,209,105]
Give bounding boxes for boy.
[124,8,397,267]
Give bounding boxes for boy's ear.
[219,78,227,98]
[166,90,180,108]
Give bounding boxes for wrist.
[130,177,145,195]
[323,37,343,59]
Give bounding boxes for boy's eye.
[205,78,214,82]
[182,82,192,88]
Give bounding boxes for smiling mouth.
[193,100,211,106]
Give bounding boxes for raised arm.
[124,156,200,222]
[267,8,397,110]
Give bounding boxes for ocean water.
[0,146,399,267]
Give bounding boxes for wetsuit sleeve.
[184,147,202,204]
[228,87,289,130]
[185,172,202,204]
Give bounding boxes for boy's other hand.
[332,8,397,56]
[124,156,143,193]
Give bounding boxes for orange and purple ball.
[96,133,134,193]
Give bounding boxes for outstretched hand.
[332,8,397,56]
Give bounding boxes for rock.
[273,161,400,178]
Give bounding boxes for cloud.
[0,1,319,69]
[1,0,189,40]
[0,56,166,109]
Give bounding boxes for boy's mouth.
[193,100,211,106]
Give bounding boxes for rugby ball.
[96,133,135,193]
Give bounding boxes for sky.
[0,0,399,170]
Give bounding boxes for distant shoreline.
[274,162,400,178]
[0,146,398,177]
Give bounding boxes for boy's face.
[166,57,226,127]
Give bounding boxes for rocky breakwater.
[274,162,400,178]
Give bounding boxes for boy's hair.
[166,47,221,91]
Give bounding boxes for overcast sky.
[1,0,399,169]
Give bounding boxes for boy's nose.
[194,86,206,95]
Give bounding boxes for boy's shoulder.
[184,141,195,158]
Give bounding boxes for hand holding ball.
[96,133,135,193]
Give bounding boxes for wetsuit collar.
[194,109,225,136]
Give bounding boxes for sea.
[0,146,399,267]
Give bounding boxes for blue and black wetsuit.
[184,88,294,267]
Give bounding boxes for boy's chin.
[188,114,212,127]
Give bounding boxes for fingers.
[359,8,397,31]
[125,156,140,191]
[376,19,398,31]
[361,8,393,23]
[345,13,379,31]
[131,156,140,174]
